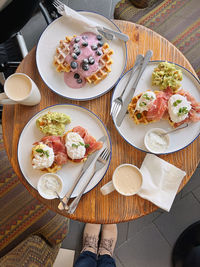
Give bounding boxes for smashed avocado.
[152,62,182,92]
[36,112,71,136]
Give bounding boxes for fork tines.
[100,147,110,161]
[53,0,63,6]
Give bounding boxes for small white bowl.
[144,128,170,154]
[37,173,63,200]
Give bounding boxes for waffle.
[85,43,113,85]
[128,91,160,125]
[53,36,74,72]
[53,35,113,85]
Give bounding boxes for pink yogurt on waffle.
[64,32,104,88]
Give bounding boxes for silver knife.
[116,50,153,127]
[97,26,129,42]
[58,135,107,210]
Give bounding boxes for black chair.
[0,0,59,121]
[172,221,200,267]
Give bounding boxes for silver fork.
[67,148,110,214]
[110,54,144,119]
[52,0,129,42]
[52,0,64,12]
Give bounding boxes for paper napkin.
[60,5,99,33]
[138,154,186,212]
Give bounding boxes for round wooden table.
[2,20,200,223]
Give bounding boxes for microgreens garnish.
[139,102,147,107]
[143,94,154,101]
[72,142,90,148]
[36,148,49,157]
[173,99,182,107]
[178,107,189,116]
[136,113,142,119]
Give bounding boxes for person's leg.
[74,223,101,267]
[97,224,117,267]
[74,251,97,267]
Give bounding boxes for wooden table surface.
[2,20,200,223]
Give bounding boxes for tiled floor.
[2,1,200,266]
[62,165,200,267]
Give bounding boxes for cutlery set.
[51,0,153,213]
[52,0,129,42]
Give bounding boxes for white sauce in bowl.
[37,173,63,199]
[144,128,170,153]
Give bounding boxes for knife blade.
[58,135,107,210]
[116,50,153,127]
[97,26,129,42]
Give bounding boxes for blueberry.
[74,73,80,79]
[71,53,78,60]
[82,35,88,40]
[91,44,98,50]
[74,37,80,43]
[70,61,78,69]
[96,50,102,56]
[88,56,95,65]
[82,58,89,64]
[82,64,89,71]
[73,43,79,49]
[96,34,102,40]
[82,41,88,47]
[98,41,104,47]
[77,78,82,84]
[74,48,81,56]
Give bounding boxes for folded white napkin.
[60,5,99,33]
[138,154,186,212]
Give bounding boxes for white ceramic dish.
[144,128,170,154]
[18,104,112,198]
[36,11,127,101]
[37,173,63,200]
[112,61,200,154]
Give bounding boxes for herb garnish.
[173,99,182,107]
[143,93,154,101]
[178,107,189,116]
[139,102,147,107]
[136,113,142,119]
[36,148,49,157]
[72,142,90,148]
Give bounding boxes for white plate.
[36,11,127,101]
[18,104,112,198]
[112,61,200,154]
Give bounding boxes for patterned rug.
[114,0,200,78]
[0,134,68,258]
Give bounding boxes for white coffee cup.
[0,73,41,105]
[100,164,143,196]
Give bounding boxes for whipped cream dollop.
[65,132,86,160]
[32,143,54,169]
[136,91,156,112]
[168,94,191,123]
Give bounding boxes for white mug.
[100,164,143,196]
[0,73,41,105]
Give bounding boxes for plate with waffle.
[36,11,127,101]
[112,61,200,154]
[18,104,112,198]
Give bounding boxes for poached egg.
[65,132,86,160]
[168,94,191,123]
[32,143,54,169]
[136,91,156,112]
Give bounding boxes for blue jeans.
[74,251,116,267]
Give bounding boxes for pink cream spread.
[63,32,104,89]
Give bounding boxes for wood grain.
[2,20,199,223]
